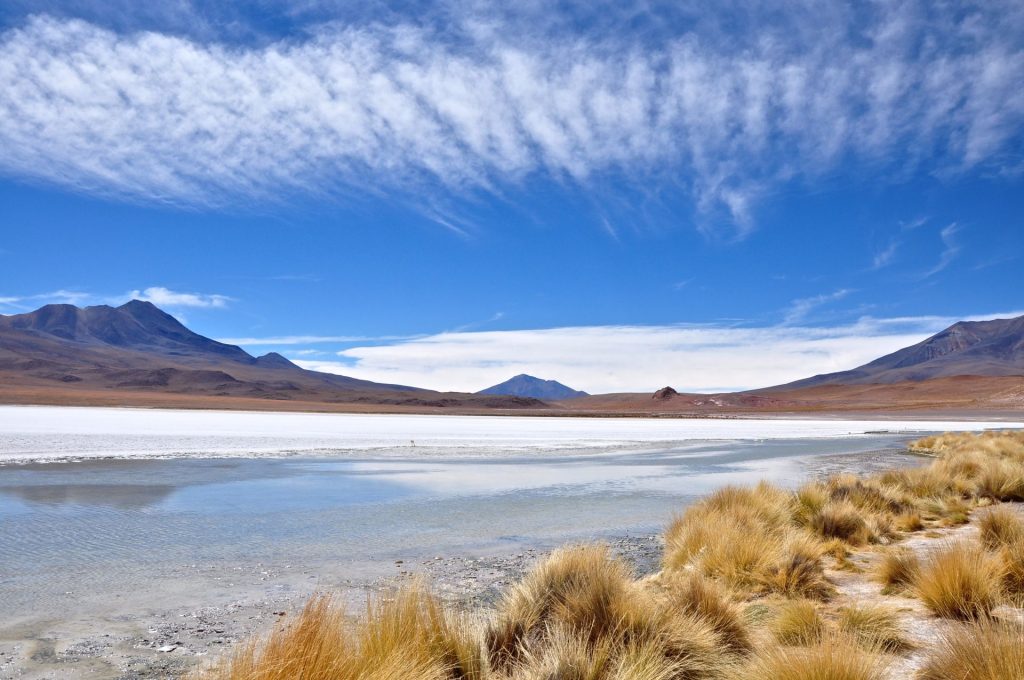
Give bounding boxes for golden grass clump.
[193,589,482,680]
[665,510,777,589]
[877,466,955,501]
[794,482,829,526]
[485,545,731,679]
[1001,541,1024,607]
[809,501,873,545]
[740,635,888,680]
[660,572,753,655]
[760,532,834,600]
[893,509,924,532]
[664,484,795,567]
[824,475,911,516]
[914,542,1004,620]
[664,484,837,600]
[510,629,688,680]
[485,544,635,672]
[874,547,920,595]
[978,459,1024,501]
[771,599,826,646]
[978,505,1024,550]
[917,619,1024,680]
[911,430,1024,460]
[836,604,913,653]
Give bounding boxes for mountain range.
[478,374,588,400]
[0,302,1021,414]
[0,301,543,410]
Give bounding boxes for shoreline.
[0,532,664,680]
[2,385,1024,421]
[0,444,919,679]
[4,432,1023,678]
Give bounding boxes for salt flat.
[1,405,1021,463]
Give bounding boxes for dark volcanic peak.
[254,352,299,369]
[0,300,483,405]
[478,374,588,400]
[1,300,252,362]
[776,314,1024,389]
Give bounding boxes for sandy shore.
[0,533,662,679]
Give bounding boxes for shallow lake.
[2,406,1021,627]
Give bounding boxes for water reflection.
[1,483,176,509]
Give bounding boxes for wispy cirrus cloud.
[872,240,900,269]
[782,289,853,325]
[0,2,1022,237]
[921,223,963,279]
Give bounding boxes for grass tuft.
[192,589,481,680]
[999,537,1024,607]
[771,599,826,646]
[486,544,730,678]
[760,532,834,600]
[741,635,888,680]
[918,619,1024,680]
[874,547,920,595]
[662,572,753,655]
[837,604,913,653]
[810,501,872,545]
[914,542,1004,620]
[978,506,1024,550]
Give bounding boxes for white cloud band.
[291,313,1024,393]
[1,5,1022,231]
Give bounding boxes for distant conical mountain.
[777,314,1024,388]
[478,374,588,400]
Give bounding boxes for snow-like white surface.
[0,405,1019,463]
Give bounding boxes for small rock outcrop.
[652,386,678,400]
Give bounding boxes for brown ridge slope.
[2,305,1022,415]
[0,301,544,411]
[561,375,1024,417]
[775,314,1024,388]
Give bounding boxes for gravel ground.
[0,533,663,680]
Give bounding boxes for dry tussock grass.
[740,635,888,680]
[914,542,1004,620]
[836,604,913,653]
[810,501,873,545]
[1000,540,1024,606]
[874,547,920,595]
[485,545,735,679]
[193,589,481,680]
[978,505,1024,549]
[918,619,1024,680]
[658,572,753,655]
[771,599,826,646]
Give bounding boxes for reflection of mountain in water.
[1,483,176,509]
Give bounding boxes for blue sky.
[1,1,1022,392]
